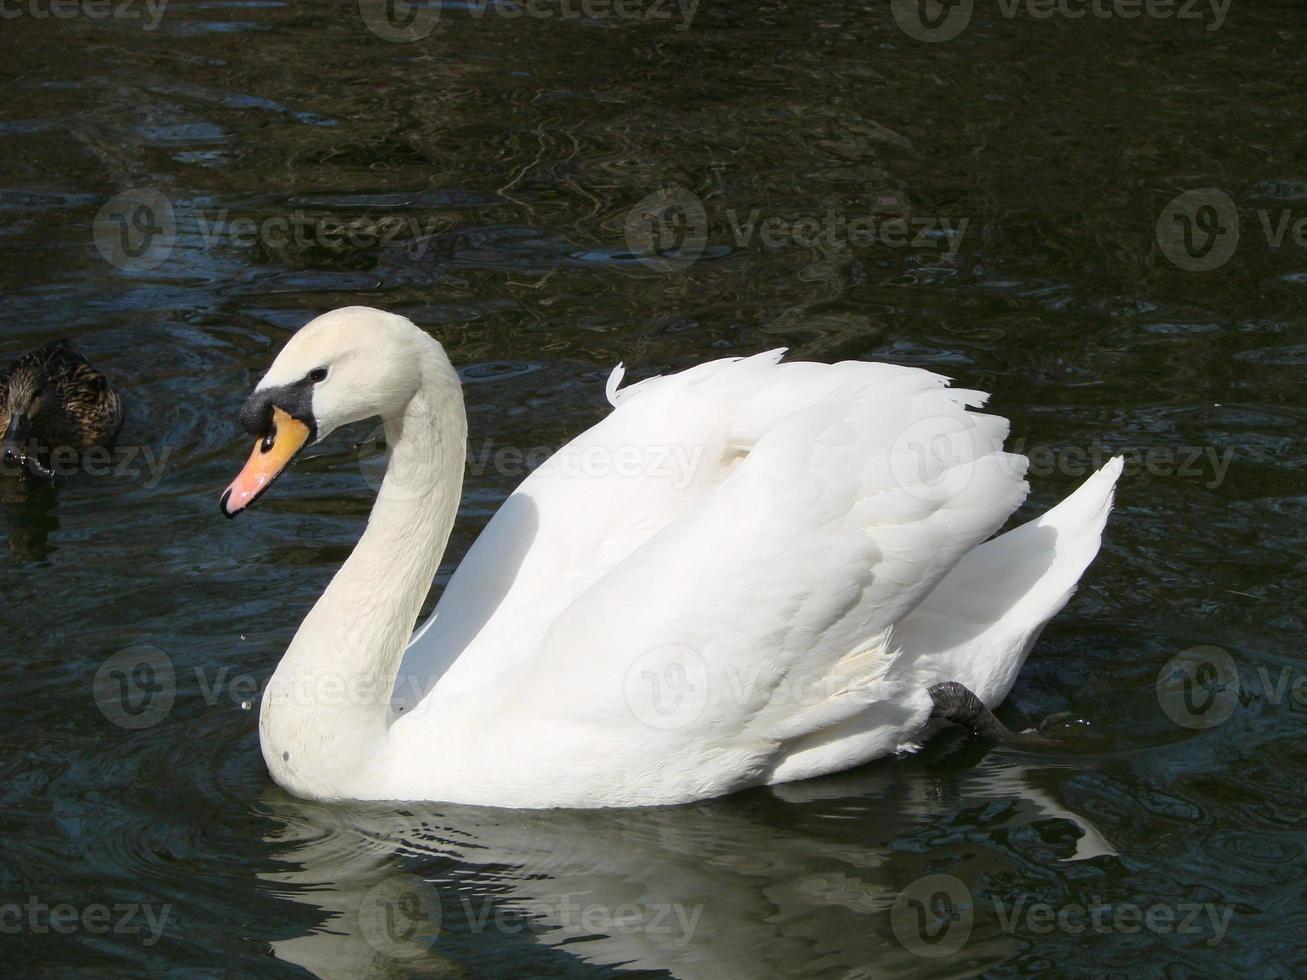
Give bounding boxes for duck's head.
[1,361,60,465]
[220,307,428,517]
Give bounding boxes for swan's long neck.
[260,346,466,797]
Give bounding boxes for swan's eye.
[307,367,328,384]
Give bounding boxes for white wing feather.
[389,352,1119,805]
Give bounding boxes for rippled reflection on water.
[1,0,1305,975]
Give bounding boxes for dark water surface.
[2,0,1305,975]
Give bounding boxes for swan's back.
[393,352,1118,805]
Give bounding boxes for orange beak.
[220,407,311,518]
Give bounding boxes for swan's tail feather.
[893,455,1125,705]
[765,457,1123,785]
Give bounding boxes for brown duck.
[0,340,122,477]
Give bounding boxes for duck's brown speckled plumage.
[0,340,122,457]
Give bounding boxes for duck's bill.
[1,412,30,458]
[220,407,310,518]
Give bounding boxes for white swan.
[220,306,1123,808]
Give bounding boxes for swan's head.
[220,307,427,517]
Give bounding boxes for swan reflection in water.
[255,747,1115,978]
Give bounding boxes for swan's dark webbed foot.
[927,681,1072,749]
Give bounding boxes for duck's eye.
[307,368,328,384]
